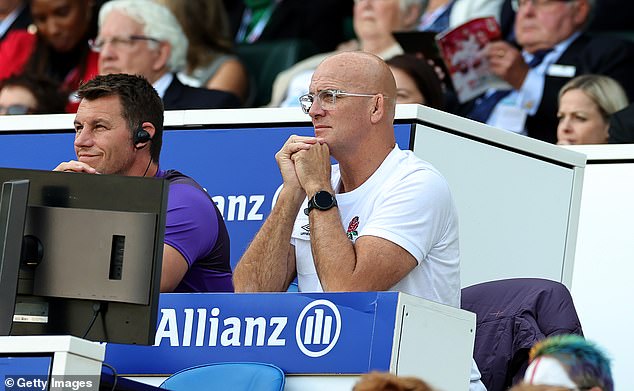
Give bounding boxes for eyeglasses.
[0,104,34,115]
[299,89,379,114]
[88,35,162,52]
[511,0,574,11]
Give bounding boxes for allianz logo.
[154,299,341,358]
[211,184,284,222]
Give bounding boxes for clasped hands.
[275,135,333,198]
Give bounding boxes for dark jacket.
[461,278,583,391]
[608,103,634,144]
[163,75,242,111]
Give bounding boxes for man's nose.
[308,99,326,118]
[74,129,94,147]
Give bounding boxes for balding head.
[313,51,397,122]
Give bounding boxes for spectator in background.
[224,0,353,54]
[518,334,613,391]
[0,0,30,43]
[457,0,634,144]
[502,0,634,39]
[0,0,101,112]
[418,0,504,33]
[157,0,250,104]
[557,74,628,145]
[354,372,434,391]
[268,0,425,107]
[387,54,445,109]
[608,103,634,144]
[94,0,241,111]
[0,73,66,115]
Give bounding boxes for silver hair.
[559,74,629,119]
[98,0,188,72]
[400,0,428,22]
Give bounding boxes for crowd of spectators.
[0,1,628,389]
[0,0,632,139]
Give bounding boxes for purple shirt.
[157,169,232,292]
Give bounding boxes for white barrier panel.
[565,144,634,391]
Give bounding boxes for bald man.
[235,50,460,299]
[235,51,485,389]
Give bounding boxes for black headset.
[133,126,151,149]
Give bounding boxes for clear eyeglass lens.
[318,90,336,109]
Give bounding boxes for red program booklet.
[436,16,511,103]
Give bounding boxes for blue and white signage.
[0,124,413,269]
[105,292,400,375]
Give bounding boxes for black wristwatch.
[304,190,337,215]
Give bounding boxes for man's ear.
[152,42,171,72]
[142,122,156,140]
[369,94,386,124]
[573,0,591,28]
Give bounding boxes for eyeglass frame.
[298,89,382,114]
[511,0,574,12]
[0,104,34,115]
[88,35,162,53]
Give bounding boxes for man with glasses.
[460,0,634,144]
[234,51,486,390]
[94,0,241,110]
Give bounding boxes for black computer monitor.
[0,167,168,345]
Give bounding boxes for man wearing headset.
[54,73,232,293]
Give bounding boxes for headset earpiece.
[133,127,151,148]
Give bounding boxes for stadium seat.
[159,362,285,391]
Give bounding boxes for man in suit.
[0,0,30,43]
[93,0,241,110]
[608,103,634,144]
[459,0,634,144]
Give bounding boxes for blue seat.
[159,362,285,391]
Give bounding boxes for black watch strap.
[304,190,337,215]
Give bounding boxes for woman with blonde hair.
[557,74,629,145]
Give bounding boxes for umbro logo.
[301,223,310,236]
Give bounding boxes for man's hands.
[53,160,99,174]
[276,135,332,197]
[485,41,530,90]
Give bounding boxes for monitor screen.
[0,167,168,345]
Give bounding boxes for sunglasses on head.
[0,104,35,115]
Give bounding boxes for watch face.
[314,191,335,209]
